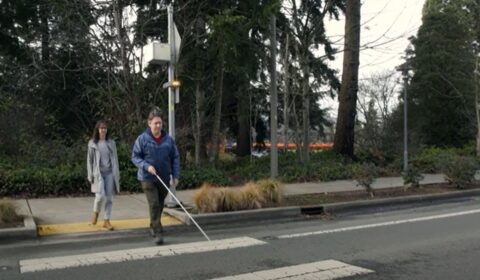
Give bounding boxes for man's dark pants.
[141,180,169,235]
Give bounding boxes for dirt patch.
[282,183,479,206]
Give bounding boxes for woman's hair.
[92,120,109,143]
[148,109,163,121]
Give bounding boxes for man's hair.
[148,109,163,121]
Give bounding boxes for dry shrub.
[193,183,221,213]
[0,199,20,225]
[220,187,244,211]
[256,179,283,206]
[242,182,265,209]
[193,179,284,213]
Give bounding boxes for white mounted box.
[143,42,171,65]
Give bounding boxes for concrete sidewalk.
[4,174,449,239]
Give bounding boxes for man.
[132,110,180,245]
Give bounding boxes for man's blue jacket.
[131,129,180,183]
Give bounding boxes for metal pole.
[270,14,278,178]
[168,4,175,139]
[403,77,408,172]
[166,4,178,207]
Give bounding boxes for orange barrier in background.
[263,143,333,150]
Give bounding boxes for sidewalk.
[2,174,453,239]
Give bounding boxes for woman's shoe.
[90,212,99,225]
[103,220,114,231]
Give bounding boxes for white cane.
[154,174,211,241]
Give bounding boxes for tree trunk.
[292,97,303,161]
[193,19,206,165]
[194,81,205,165]
[209,57,224,163]
[236,90,251,156]
[283,32,290,152]
[475,55,480,156]
[302,65,310,163]
[113,1,141,126]
[39,2,50,64]
[333,0,361,158]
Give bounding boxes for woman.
[87,120,120,230]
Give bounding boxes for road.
[1,196,480,279]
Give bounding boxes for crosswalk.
[20,237,266,273]
[19,236,374,279]
[210,260,373,280]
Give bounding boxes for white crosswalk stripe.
[19,237,266,273]
[210,259,373,279]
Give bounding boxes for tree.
[333,0,361,158]
[282,0,343,162]
[356,71,400,158]
[407,0,477,147]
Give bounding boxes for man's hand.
[171,177,178,188]
[147,165,157,175]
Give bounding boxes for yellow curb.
[37,215,182,236]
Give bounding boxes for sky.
[323,0,426,114]
[326,0,426,76]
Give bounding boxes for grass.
[192,179,479,213]
[0,199,22,228]
[192,179,283,213]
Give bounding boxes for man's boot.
[90,212,99,225]
[155,232,164,245]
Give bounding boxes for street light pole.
[403,76,408,172]
[167,4,176,139]
[270,14,278,178]
[166,3,178,207]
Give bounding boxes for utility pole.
[270,14,278,178]
[166,3,179,207]
[403,76,408,172]
[167,4,176,139]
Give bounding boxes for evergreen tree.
[407,0,477,147]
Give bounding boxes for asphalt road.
[1,196,480,280]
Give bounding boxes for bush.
[352,163,377,197]
[192,179,283,213]
[0,199,21,225]
[192,184,221,213]
[0,164,88,197]
[317,162,352,181]
[402,165,424,188]
[179,167,231,190]
[442,155,478,189]
[255,179,283,206]
[411,147,468,173]
[280,164,317,182]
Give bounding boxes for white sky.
[327,0,425,76]
[322,0,426,115]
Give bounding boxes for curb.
[319,188,480,215]
[166,188,480,227]
[164,206,302,227]
[0,215,37,242]
[2,188,479,242]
